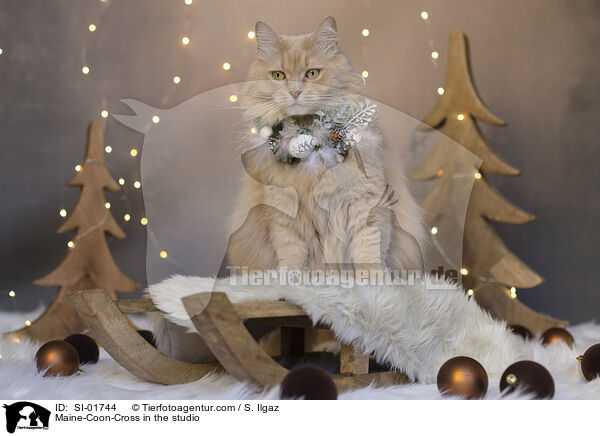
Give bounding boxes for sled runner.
[68,289,408,391]
[68,289,219,385]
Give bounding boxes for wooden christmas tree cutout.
[410,30,567,333]
[4,120,138,343]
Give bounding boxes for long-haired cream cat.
[148,18,507,369]
[227,17,425,273]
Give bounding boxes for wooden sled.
[68,289,408,392]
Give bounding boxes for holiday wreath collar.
[263,99,378,164]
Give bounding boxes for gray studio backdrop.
[1,0,598,324]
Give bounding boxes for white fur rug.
[149,275,524,382]
[1,297,599,400]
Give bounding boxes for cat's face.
[244,17,361,126]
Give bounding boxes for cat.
[149,17,427,362]
[226,16,425,276]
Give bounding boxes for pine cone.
[330,128,344,143]
[268,136,280,154]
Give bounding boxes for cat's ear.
[255,21,280,59]
[314,16,338,56]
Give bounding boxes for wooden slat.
[233,300,306,319]
[116,298,159,314]
[115,297,327,330]
[340,343,370,375]
[115,297,307,319]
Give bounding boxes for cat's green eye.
[305,69,320,79]
[272,71,286,81]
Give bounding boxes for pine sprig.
[343,100,377,130]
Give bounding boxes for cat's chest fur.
[272,148,352,224]
[268,150,364,266]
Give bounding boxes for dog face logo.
[3,402,50,434]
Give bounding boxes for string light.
[8,290,15,297]
[123,213,131,222]
[431,51,439,59]
[437,87,445,95]
[222,62,231,71]
[59,209,67,217]
[229,94,238,102]
[436,169,444,177]
[118,178,125,185]
[130,148,138,157]
[140,217,148,226]
[67,240,75,248]
[510,286,518,299]
[184,0,193,4]
[173,75,181,84]
[104,145,112,153]
[247,31,255,39]
[250,127,258,135]
[474,171,482,180]
[430,226,438,235]
[88,24,96,32]
[159,251,168,259]
[457,113,465,121]
[467,289,474,296]
[361,28,370,37]
[75,164,82,172]
[152,115,160,124]
[181,36,190,46]
[420,11,429,20]
[25,320,31,327]
[0,48,3,55]
[82,66,90,75]
[460,267,469,276]
[101,110,109,118]
[104,202,111,209]
[361,70,369,78]
[133,181,141,189]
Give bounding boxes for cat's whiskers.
[241,101,283,124]
[238,92,276,100]
[207,102,275,112]
[257,104,285,123]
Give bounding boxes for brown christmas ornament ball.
[436,356,488,399]
[64,334,99,364]
[35,341,80,377]
[137,330,156,348]
[500,360,554,399]
[280,365,338,400]
[508,325,533,340]
[579,343,600,381]
[541,327,575,347]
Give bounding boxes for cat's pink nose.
[289,90,302,99]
